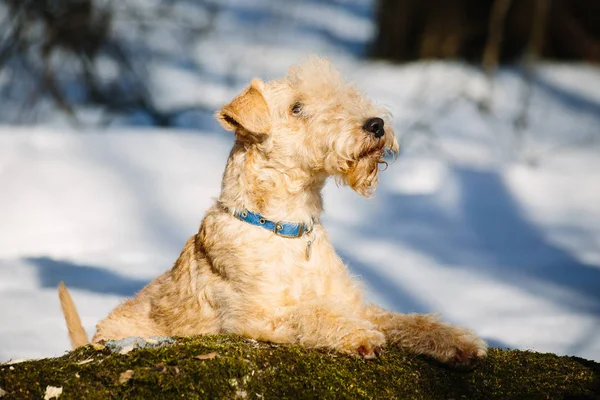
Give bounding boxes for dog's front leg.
[363,305,487,368]
[268,302,387,359]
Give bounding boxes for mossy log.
[1,335,599,399]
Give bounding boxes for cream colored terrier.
[59,57,487,367]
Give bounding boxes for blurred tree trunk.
[371,0,600,63]
[371,0,425,62]
[418,0,466,59]
[483,0,513,74]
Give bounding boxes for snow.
[1,0,599,363]
[1,112,599,362]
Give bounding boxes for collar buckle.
[296,222,305,238]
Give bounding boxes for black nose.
[363,117,385,138]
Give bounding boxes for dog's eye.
[291,102,303,116]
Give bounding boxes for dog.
[59,56,487,367]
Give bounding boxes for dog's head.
[216,56,398,197]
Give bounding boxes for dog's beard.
[328,131,398,197]
[341,152,383,197]
[329,144,385,197]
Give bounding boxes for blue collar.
[234,209,312,238]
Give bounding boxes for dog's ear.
[216,79,271,141]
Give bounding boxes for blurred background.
[0,0,599,362]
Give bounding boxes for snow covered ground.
[1,0,599,363]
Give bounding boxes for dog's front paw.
[439,329,488,369]
[342,329,386,360]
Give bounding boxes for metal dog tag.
[305,240,312,261]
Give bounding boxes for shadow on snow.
[355,165,600,315]
[27,256,149,297]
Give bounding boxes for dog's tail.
[58,282,88,349]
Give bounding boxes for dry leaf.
[119,370,134,384]
[44,385,63,400]
[76,358,93,365]
[0,387,7,398]
[119,345,134,355]
[194,352,217,360]
[91,343,105,351]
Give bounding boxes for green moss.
[1,335,599,399]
